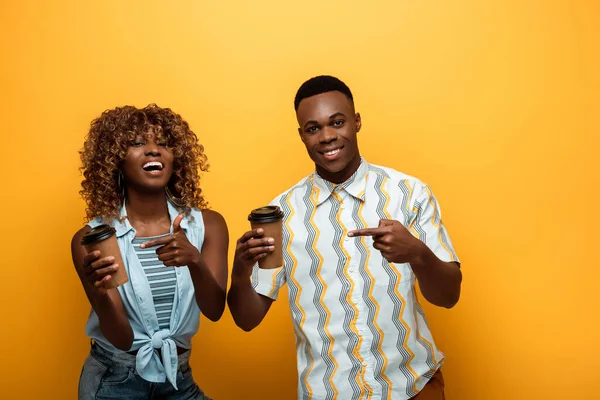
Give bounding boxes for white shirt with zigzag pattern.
[252,159,459,400]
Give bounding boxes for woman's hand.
[140,214,202,268]
[82,250,120,295]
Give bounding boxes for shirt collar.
[113,199,189,238]
[311,158,369,206]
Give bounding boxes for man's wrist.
[409,240,431,270]
[231,266,252,286]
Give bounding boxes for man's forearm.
[410,244,462,308]
[227,275,272,331]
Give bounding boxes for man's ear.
[298,127,306,143]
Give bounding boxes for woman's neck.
[124,190,170,227]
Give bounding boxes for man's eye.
[307,126,318,133]
[333,120,345,127]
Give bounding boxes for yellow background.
[1,1,598,399]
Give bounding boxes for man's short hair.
[294,75,354,111]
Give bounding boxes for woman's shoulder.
[70,216,114,252]
[71,224,91,249]
[199,208,226,228]
[185,207,224,224]
[197,208,228,239]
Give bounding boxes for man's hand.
[232,228,275,280]
[348,219,424,264]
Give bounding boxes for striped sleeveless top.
[132,234,176,330]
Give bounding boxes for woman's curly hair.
[79,104,209,222]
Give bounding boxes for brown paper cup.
[81,225,128,288]
[249,206,284,270]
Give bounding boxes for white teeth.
[143,161,163,170]
[325,149,340,156]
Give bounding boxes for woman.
[72,104,228,399]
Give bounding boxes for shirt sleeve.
[86,217,105,229]
[410,184,460,264]
[250,195,288,300]
[251,264,287,300]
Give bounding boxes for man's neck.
[316,155,362,185]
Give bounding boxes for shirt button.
[362,361,367,366]
[357,331,363,337]
[138,296,144,302]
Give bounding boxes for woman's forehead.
[132,125,167,138]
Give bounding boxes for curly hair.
[79,104,209,222]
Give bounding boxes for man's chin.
[317,164,343,173]
[316,161,350,176]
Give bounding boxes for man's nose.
[319,126,337,143]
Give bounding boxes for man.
[228,75,462,400]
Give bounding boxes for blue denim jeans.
[78,343,211,400]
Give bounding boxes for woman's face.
[121,131,174,194]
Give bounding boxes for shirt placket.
[337,188,373,398]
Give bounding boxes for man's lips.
[319,147,343,160]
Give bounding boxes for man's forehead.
[297,91,353,119]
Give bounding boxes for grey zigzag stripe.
[400,181,435,371]
[427,189,457,261]
[414,300,436,370]
[398,181,413,225]
[373,172,417,398]
[352,197,391,398]
[323,179,335,192]
[271,196,290,299]
[317,163,360,193]
[328,194,362,399]
[285,184,314,396]
[303,186,337,400]
[367,165,390,179]
[412,200,428,242]
[338,165,360,191]
[251,261,259,289]
[273,268,286,297]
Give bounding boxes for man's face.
[296,91,362,184]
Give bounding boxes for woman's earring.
[165,185,185,208]
[117,172,126,203]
